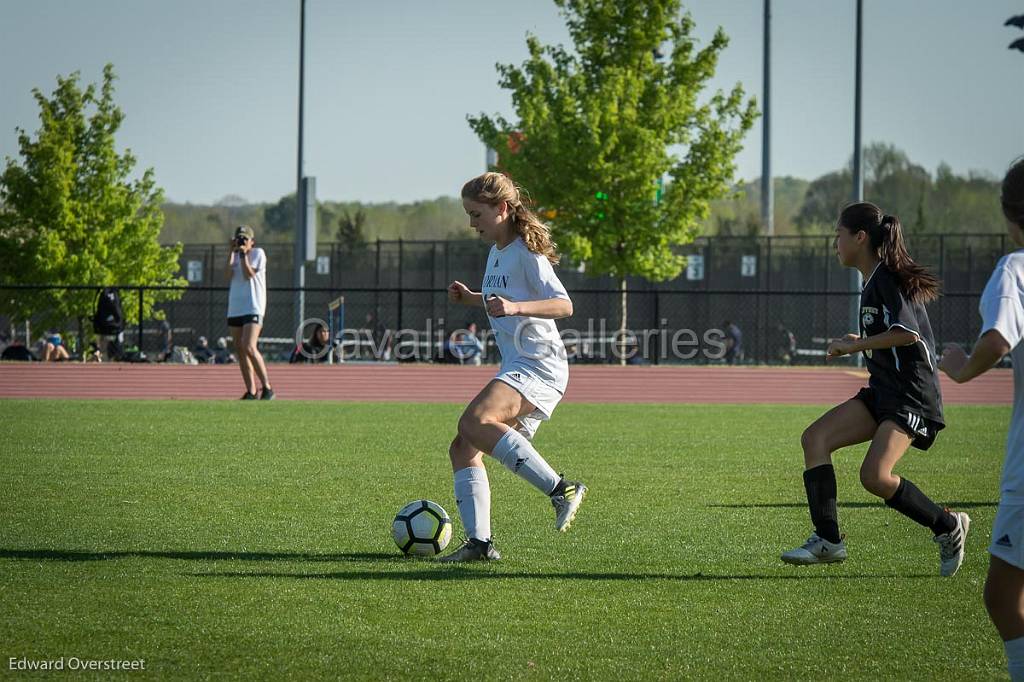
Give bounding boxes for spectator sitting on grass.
[213,337,236,365]
[193,336,215,364]
[449,322,484,366]
[290,323,333,364]
[1,339,36,361]
[773,323,797,365]
[722,320,743,365]
[41,331,70,362]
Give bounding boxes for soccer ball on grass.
[391,500,453,556]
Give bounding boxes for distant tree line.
[159,195,472,246]
[159,143,1006,246]
[708,142,1006,237]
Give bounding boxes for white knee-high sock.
[491,429,560,496]
[1006,635,1024,682]
[453,466,491,541]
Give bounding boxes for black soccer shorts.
[853,386,943,451]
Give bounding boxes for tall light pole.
[294,0,307,332]
[850,0,864,363]
[761,0,774,236]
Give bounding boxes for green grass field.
[0,400,1012,680]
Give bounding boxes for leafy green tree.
[467,0,757,356]
[795,169,850,234]
[336,209,368,253]
[0,64,183,338]
[262,192,296,240]
[792,143,1003,236]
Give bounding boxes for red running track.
[0,363,1012,404]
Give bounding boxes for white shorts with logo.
[495,367,564,440]
[989,502,1024,569]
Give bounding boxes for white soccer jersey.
[228,247,267,317]
[980,250,1024,503]
[481,238,570,392]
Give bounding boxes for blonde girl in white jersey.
[940,157,1024,681]
[440,172,587,562]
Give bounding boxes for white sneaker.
[781,532,848,565]
[934,511,970,577]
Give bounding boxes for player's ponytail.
[461,172,560,265]
[840,202,940,303]
[1002,156,1024,228]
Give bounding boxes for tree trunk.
[619,276,627,367]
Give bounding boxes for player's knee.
[981,577,1020,637]
[858,464,889,496]
[800,426,828,462]
[457,411,480,439]
[448,435,467,462]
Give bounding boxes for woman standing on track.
[939,157,1024,680]
[781,202,969,576]
[440,172,586,562]
[225,225,274,400]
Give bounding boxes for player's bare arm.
[940,330,1011,383]
[827,328,918,358]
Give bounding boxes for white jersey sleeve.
[249,248,266,274]
[980,257,1024,349]
[523,252,570,301]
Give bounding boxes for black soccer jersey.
[858,264,944,425]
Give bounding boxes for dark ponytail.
[1002,156,1024,228]
[839,202,940,303]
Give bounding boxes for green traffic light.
[595,191,608,200]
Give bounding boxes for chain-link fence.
[1,233,1008,364]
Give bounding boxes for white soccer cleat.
[551,481,587,532]
[934,511,970,577]
[781,532,848,565]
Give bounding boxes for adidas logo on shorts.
[997,534,1014,548]
[905,412,928,436]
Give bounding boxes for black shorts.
[227,314,262,327]
[853,387,944,451]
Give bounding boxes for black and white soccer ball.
[391,499,453,556]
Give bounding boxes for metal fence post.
[397,238,404,332]
[208,244,215,342]
[375,238,381,320]
[137,286,144,352]
[652,290,660,365]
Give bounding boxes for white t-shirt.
[228,247,267,317]
[481,238,570,392]
[980,250,1024,503]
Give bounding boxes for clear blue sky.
[1,0,1021,205]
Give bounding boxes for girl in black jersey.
[781,202,969,576]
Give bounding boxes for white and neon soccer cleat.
[781,532,848,565]
[934,511,970,577]
[551,481,587,532]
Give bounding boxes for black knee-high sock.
[803,464,841,544]
[884,478,956,535]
